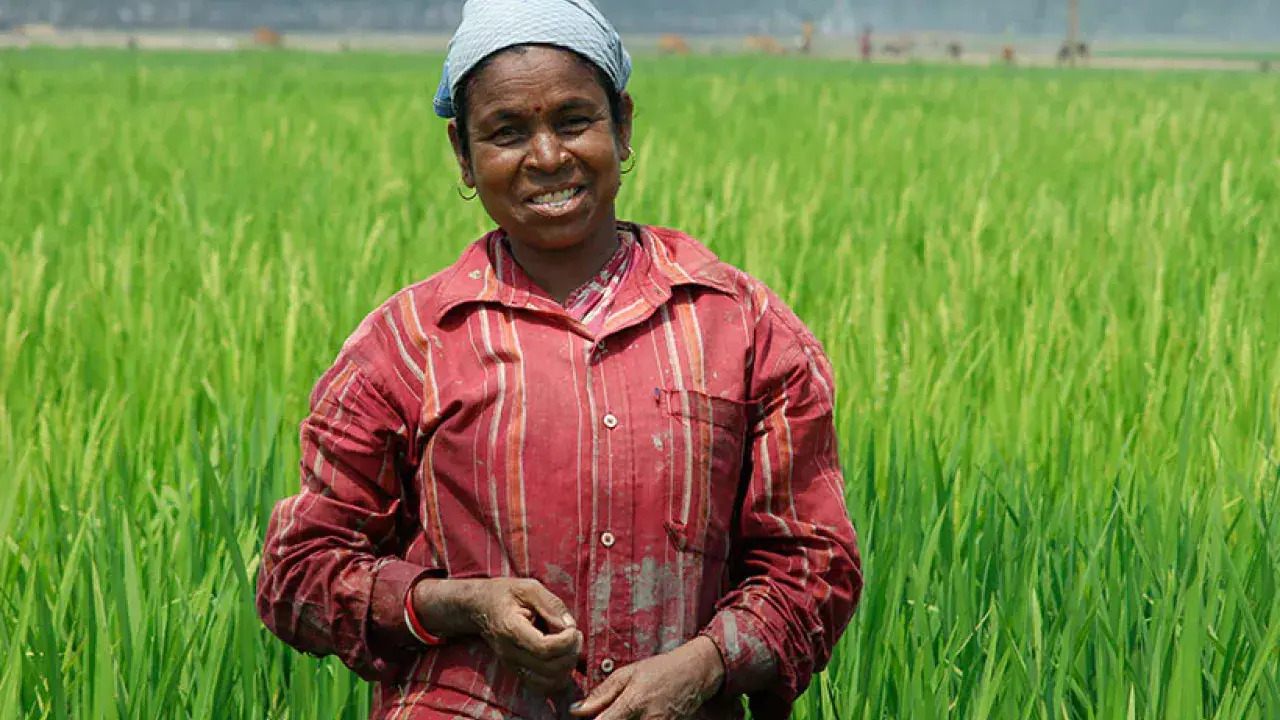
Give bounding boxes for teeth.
[531,187,578,205]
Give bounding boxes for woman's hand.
[414,577,583,694]
[569,636,725,720]
[469,578,584,692]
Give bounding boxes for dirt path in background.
[1,29,1272,74]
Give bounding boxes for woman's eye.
[559,117,592,133]
[490,127,523,144]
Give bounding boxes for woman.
[255,1,862,718]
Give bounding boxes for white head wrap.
[433,0,631,118]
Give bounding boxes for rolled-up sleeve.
[700,327,862,715]
[255,356,430,681]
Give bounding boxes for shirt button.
[600,658,615,674]
[600,531,616,548]
[602,413,619,429]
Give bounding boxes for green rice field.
[3,49,1279,718]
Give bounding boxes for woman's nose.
[527,129,569,173]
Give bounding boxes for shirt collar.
[432,224,736,325]
[634,224,736,295]
[561,228,637,317]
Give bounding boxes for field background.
[5,30,1280,72]
[3,49,1280,718]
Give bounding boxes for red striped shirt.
[256,224,862,720]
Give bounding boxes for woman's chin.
[510,233,590,253]
[505,217,612,253]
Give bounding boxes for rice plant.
[2,49,1278,719]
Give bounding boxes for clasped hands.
[412,578,725,719]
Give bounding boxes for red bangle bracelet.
[404,587,446,646]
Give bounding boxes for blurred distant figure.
[126,35,139,51]
[1057,41,1090,66]
[658,33,690,55]
[881,39,912,59]
[253,26,283,49]
[1262,60,1273,73]
[947,41,963,61]
[859,25,873,62]
[801,21,815,55]
[745,35,786,55]
[1002,44,1016,65]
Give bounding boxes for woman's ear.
[617,92,635,160]
[447,120,476,187]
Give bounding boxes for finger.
[569,667,631,717]
[547,628,584,658]
[517,580,576,631]
[592,687,641,720]
[503,642,580,680]
[509,619,581,660]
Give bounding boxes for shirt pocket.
[660,388,749,561]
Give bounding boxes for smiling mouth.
[526,186,586,217]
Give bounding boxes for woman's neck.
[505,222,622,305]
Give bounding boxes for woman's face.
[449,46,633,252]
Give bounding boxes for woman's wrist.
[685,636,727,700]
[410,578,484,639]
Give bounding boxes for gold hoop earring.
[621,149,636,176]
[456,182,478,201]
